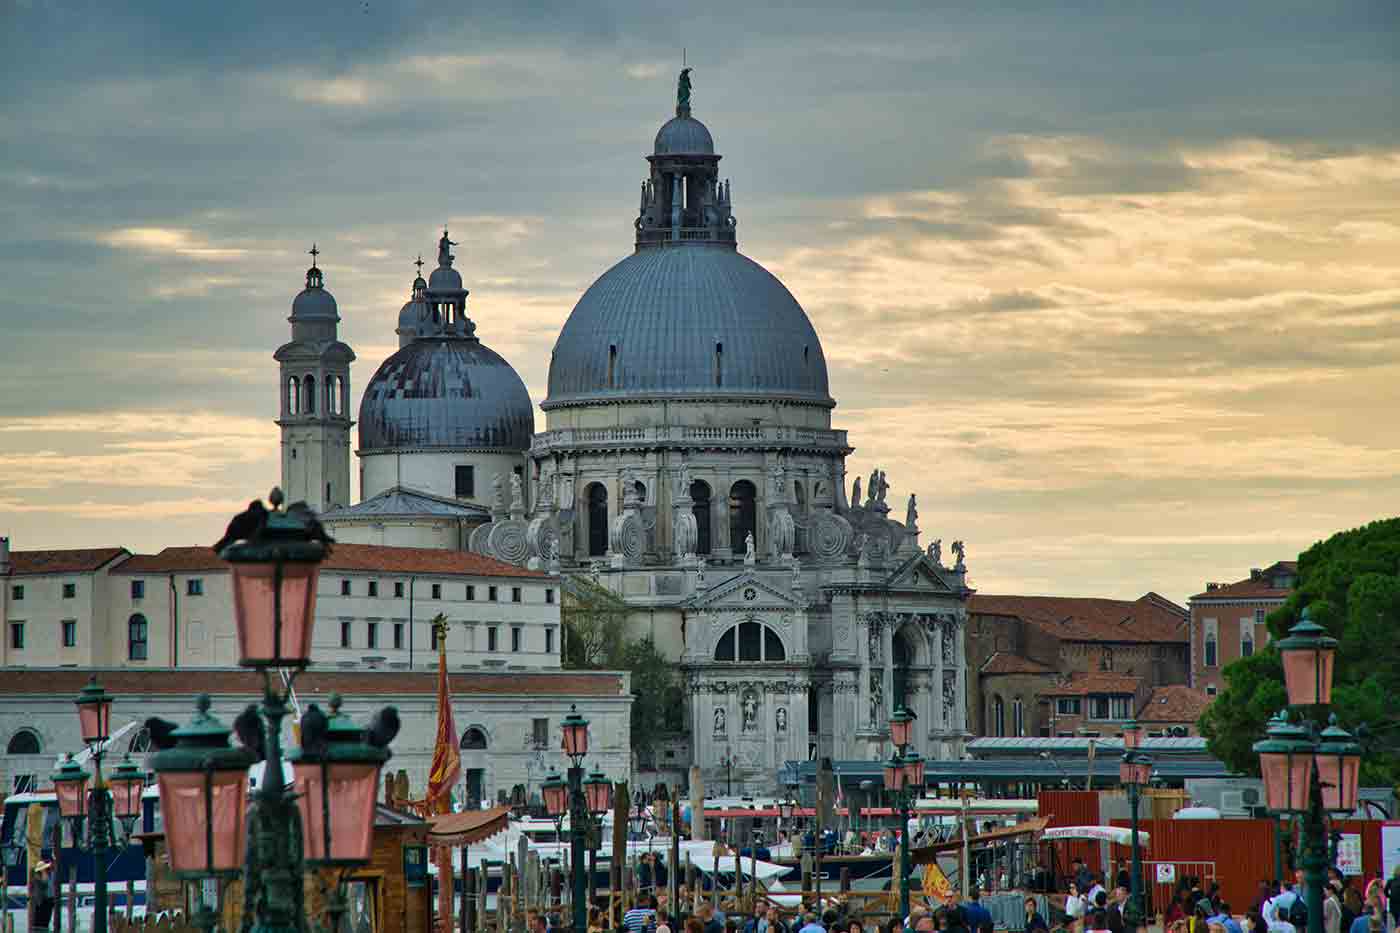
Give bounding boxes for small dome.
[654,115,714,155]
[397,298,427,334]
[429,265,463,292]
[359,338,535,451]
[290,265,338,321]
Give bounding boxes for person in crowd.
[1256,884,1278,917]
[795,913,825,933]
[626,895,659,933]
[845,921,863,933]
[1026,896,1050,933]
[686,918,707,933]
[1343,886,1365,933]
[1087,877,1108,910]
[698,903,725,933]
[1086,910,1111,933]
[1066,882,1088,933]
[1386,868,1400,929]
[1107,886,1129,933]
[1326,881,1347,933]
[1209,900,1242,933]
[962,889,992,931]
[29,860,55,932]
[1191,899,1216,933]
[1244,909,1267,933]
[655,911,673,933]
[1074,860,1094,895]
[589,907,606,933]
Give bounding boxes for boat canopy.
[1041,826,1150,847]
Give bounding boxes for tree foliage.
[560,577,685,759]
[1199,517,1400,787]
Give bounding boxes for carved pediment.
[883,552,964,595]
[684,570,802,612]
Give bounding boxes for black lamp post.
[1118,720,1152,931]
[151,489,396,933]
[52,677,145,933]
[885,706,922,921]
[720,749,738,796]
[560,705,592,933]
[1253,610,1362,933]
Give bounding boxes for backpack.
[1288,896,1308,928]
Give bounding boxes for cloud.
[98,228,250,260]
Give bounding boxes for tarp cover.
[427,806,512,846]
[1042,825,1150,847]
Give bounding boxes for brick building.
[968,592,1204,739]
[1188,560,1296,695]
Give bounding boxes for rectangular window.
[1110,696,1132,719]
[1254,607,1266,625]
[1241,625,1255,658]
[1204,618,1218,667]
[1055,698,1081,715]
[394,581,404,598]
[341,579,351,596]
[432,583,442,600]
[511,627,522,652]
[128,617,148,660]
[488,627,498,652]
[340,621,352,648]
[8,622,23,650]
[466,585,475,601]
[10,585,22,601]
[394,623,405,650]
[455,465,475,498]
[532,718,549,748]
[61,620,77,647]
[545,589,555,605]
[1206,685,1218,696]
[368,581,378,597]
[545,628,554,654]
[187,578,204,596]
[430,625,440,652]
[511,587,522,603]
[62,583,76,599]
[489,586,498,602]
[1090,696,1111,720]
[131,580,145,600]
[367,622,378,650]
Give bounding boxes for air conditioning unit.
[1219,790,1245,815]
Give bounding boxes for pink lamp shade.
[541,774,568,818]
[230,560,320,667]
[584,772,612,814]
[1119,760,1135,785]
[1122,720,1141,750]
[108,758,146,821]
[52,759,90,820]
[77,695,113,745]
[294,760,382,864]
[1281,646,1334,707]
[889,708,915,748]
[561,706,590,759]
[1134,761,1154,785]
[1258,747,1312,815]
[903,753,925,789]
[157,768,250,875]
[883,756,904,792]
[1315,752,1358,814]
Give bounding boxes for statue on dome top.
[678,67,692,110]
[438,228,457,268]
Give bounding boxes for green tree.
[560,577,684,759]
[1199,517,1400,786]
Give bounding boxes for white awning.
[1042,826,1149,847]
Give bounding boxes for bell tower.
[274,245,355,512]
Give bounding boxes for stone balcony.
[530,424,850,453]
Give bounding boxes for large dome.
[543,247,833,409]
[359,338,535,451]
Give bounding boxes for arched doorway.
[460,727,489,807]
[691,480,712,554]
[586,483,608,556]
[728,480,756,554]
[6,729,40,756]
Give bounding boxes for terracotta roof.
[0,668,628,698]
[7,547,130,576]
[112,543,549,579]
[1040,671,1143,696]
[980,652,1056,676]
[969,593,1187,644]
[1137,685,1211,723]
[1190,561,1296,601]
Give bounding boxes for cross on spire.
[415,254,424,274]
[308,243,320,266]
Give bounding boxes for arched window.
[892,634,912,712]
[690,480,712,555]
[728,480,756,554]
[793,481,806,514]
[992,696,1005,738]
[586,483,609,557]
[1012,698,1024,737]
[713,620,786,662]
[6,729,41,756]
[460,727,488,750]
[287,376,300,415]
[303,374,316,414]
[714,342,724,387]
[634,480,647,504]
[607,345,618,389]
[128,613,149,660]
[325,375,336,415]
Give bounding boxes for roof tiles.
[8,548,130,576]
[112,543,548,579]
[1040,671,1143,696]
[970,593,1187,644]
[1138,685,1211,723]
[980,652,1056,676]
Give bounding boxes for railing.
[530,425,849,450]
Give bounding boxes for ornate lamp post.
[1253,610,1361,933]
[1118,720,1152,931]
[53,676,138,933]
[560,705,591,933]
[542,771,568,846]
[886,706,920,921]
[151,489,397,933]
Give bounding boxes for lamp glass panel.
[111,776,144,820]
[78,700,112,745]
[1315,752,1360,814]
[890,718,912,748]
[55,778,88,819]
[1259,752,1301,813]
[230,561,319,667]
[542,783,568,817]
[158,769,249,874]
[1281,644,1335,707]
[883,762,903,792]
[562,722,588,758]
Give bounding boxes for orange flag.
[426,616,460,811]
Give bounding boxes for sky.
[1,0,1398,605]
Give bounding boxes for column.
[881,616,894,726]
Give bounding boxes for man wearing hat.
[30,859,56,930]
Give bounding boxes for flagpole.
[426,615,460,933]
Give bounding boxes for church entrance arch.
[728,480,756,554]
[586,482,608,556]
[691,480,712,554]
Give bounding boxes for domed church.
[274,71,974,791]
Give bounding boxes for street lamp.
[720,748,738,796]
[1118,719,1151,932]
[560,705,591,933]
[1254,610,1362,933]
[542,771,568,842]
[56,676,136,933]
[886,706,920,921]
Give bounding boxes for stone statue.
[674,463,692,500]
[695,556,707,586]
[906,493,918,528]
[776,707,788,733]
[791,558,802,590]
[767,465,786,503]
[590,561,601,585]
[951,539,966,570]
[741,691,758,731]
[744,531,756,564]
[713,706,725,734]
[438,228,457,267]
[866,469,879,506]
[491,473,505,513]
[876,470,889,504]
[678,67,692,110]
[927,538,942,565]
[851,477,862,508]
[869,678,884,728]
[509,473,524,512]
